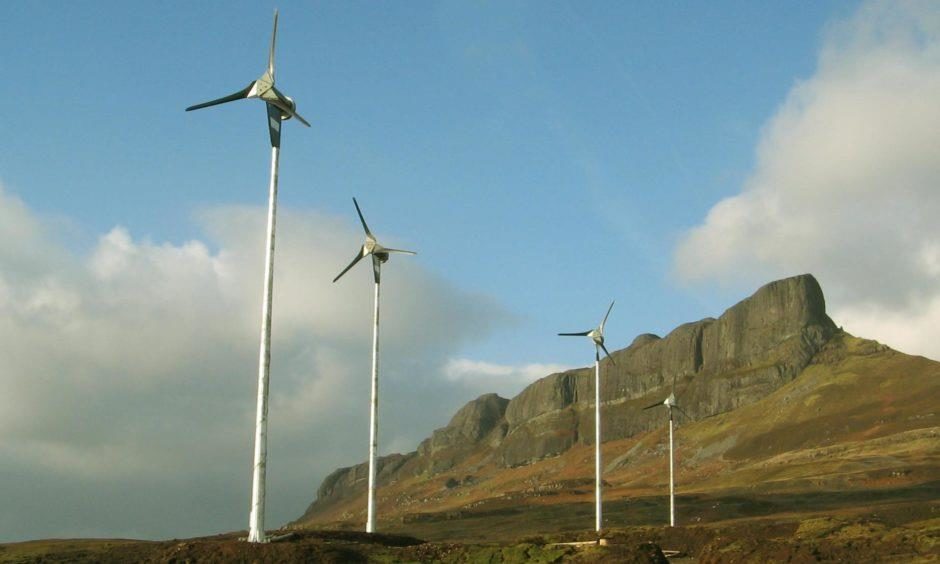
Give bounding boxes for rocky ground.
[4,489,937,563]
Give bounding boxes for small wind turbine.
[643,374,691,527]
[559,301,615,534]
[333,197,415,534]
[186,10,310,132]
[185,9,309,544]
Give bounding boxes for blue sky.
[3,0,938,542]
[1,0,855,362]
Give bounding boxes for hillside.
[293,274,939,541]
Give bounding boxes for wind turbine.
[185,9,309,544]
[333,197,415,533]
[559,301,615,534]
[643,374,691,527]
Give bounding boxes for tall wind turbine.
[333,197,415,533]
[559,301,615,534]
[643,375,691,527]
[185,9,309,544]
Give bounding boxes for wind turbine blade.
[643,400,663,410]
[384,248,416,255]
[291,110,311,127]
[266,102,282,148]
[186,83,254,111]
[352,198,374,238]
[672,373,677,396]
[333,248,366,283]
[599,342,616,365]
[269,9,278,78]
[600,300,615,332]
[558,330,591,337]
[675,405,692,420]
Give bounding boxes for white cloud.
[673,1,940,359]
[0,182,512,541]
[444,358,573,398]
[835,295,940,360]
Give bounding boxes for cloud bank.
[0,184,518,541]
[674,1,940,359]
[444,358,574,399]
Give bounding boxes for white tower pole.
[595,354,602,533]
[248,144,280,543]
[366,272,381,533]
[668,412,675,527]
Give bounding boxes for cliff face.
[417,393,509,474]
[497,274,835,466]
[300,274,838,519]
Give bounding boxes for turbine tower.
[559,301,615,534]
[333,197,415,533]
[185,9,309,544]
[643,375,691,527]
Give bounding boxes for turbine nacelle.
[559,301,616,365]
[644,390,689,420]
[373,247,392,264]
[280,96,297,121]
[248,74,304,123]
[588,329,605,349]
[333,198,416,284]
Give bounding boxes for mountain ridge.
[295,274,938,534]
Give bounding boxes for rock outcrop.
[416,393,510,474]
[496,274,835,466]
[301,274,838,517]
[426,393,509,449]
[302,393,510,517]
[310,452,418,514]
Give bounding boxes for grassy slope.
[297,334,939,539]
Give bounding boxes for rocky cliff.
[300,274,838,520]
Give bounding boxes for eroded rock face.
[699,273,834,374]
[417,393,511,474]
[303,274,838,510]
[307,452,417,515]
[302,394,510,517]
[430,393,509,450]
[504,370,586,428]
[497,275,836,466]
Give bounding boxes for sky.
[1,0,938,542]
